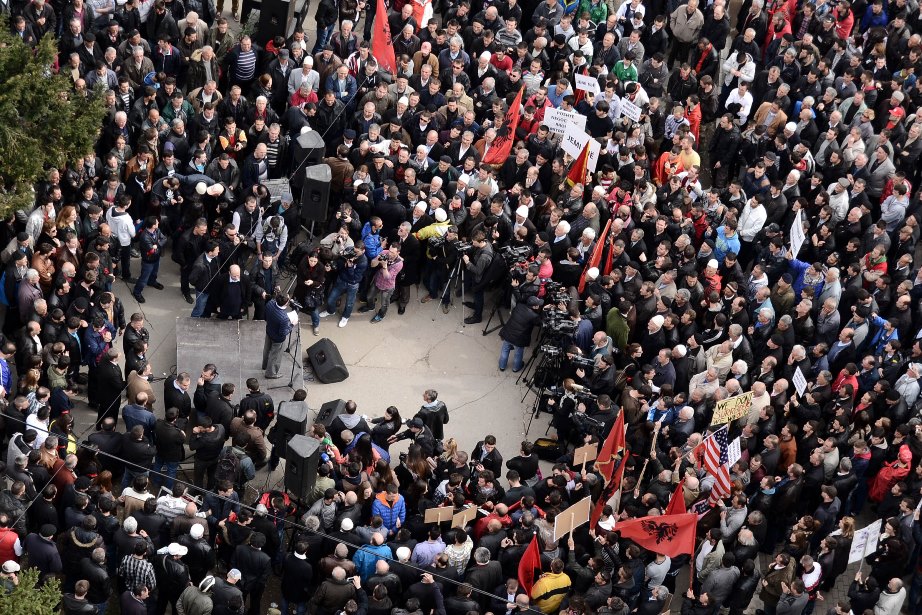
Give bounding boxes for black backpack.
[214,447,242,485]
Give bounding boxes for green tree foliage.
[0,23,107,217]
[0,567,62,615]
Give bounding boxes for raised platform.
[175,317,305,408]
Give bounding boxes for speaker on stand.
[275,400,309,458]
[300,164,332,238]
[250,0,296,46]
[284,434,321,502]
[289,131,325,193]
[315,399,346,427]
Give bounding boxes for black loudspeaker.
[315,399,346,427]
[275,400,309,456]
[251,0,295,46]
[301,164,332,225]
[289,131,326,191]
[285,435,320,501]
[307,338,349,383]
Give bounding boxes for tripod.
[524,349,563,435]
[437,256,466,327]
[481,285,510,336]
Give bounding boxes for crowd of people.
[1,0,922,611]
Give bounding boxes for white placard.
[620,98,642,122]
[848,519,883,564]
[575,73,601,94]
[561,126,601,173]
[544,107,587,135]
[727,437,742,466]
[793,367,807,397]
[790,209,806,257]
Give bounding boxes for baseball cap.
[526,296,544,307]
[407,418,425,429]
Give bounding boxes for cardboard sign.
[424,506,454,524]
[544,107,587,135]
[553,496,592,542]
[790,209,806,257]
[620,98,642,122]
[573,443,598,469]
[710,391,754,425]
[849,519,883,563]
[452,506,478,529]
[793,366,808,397]
[561,126,601,173]
[575,73,601,94]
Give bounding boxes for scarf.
[695,43,712,74]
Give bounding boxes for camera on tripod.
[543,308,577,336]
[500,245,532,267]
[429,235,473,254]
[570,355,596,369]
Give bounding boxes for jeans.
[326,280,359,318]
[309,307,320,328]
[280,598,307,615]
[191,291,211,317]
[426,266,448,301]
[312,22,335,54]
[133,259,159,296]
[152,458,179,489]
[499,340,525,371]
[909,570,922,615]
[94,601,108,615]
[366,285,394,316]
[263,335,284,377]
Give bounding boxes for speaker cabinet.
[315,398,346,428]
[284,434,321,502]
[306,338,349,383]
[300,164,332,225]
[251,0,296,47]
[275,400,309,457]
[290,132,326,191]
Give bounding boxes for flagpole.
[633,423,661,501]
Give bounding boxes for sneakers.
[312,326,320,336]
[371,314,384,323]
[338,317,349,328]
[319,310,332,318]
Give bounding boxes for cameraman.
[498,295,543,373]
[510,265,541,308]
[319,241,368,328]
[420,225,460,309]
[462,230,493,325]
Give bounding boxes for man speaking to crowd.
[262,292,295,380]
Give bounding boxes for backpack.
[214,447,242,485]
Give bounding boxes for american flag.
[704,425,731,506]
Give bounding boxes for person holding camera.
[294,249,327,336]
[462,230,494,324]
[320,241,368,328]
[359,241,403,323]
[498,295,543,373]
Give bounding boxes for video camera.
[429,235,473,254]
[500,245,532,267]
[543,308,578,336]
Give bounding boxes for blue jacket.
[0,357,10,394]
[352,543,392,581]
[123,404,157,441]
[337,254,368,286]
[371,492,406,534]
[362,223,383,259]
[83,323,116,367]
[325,74,357,105]
[265,299,293,343]
[714,226,741,262]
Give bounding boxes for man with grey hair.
[465,546,503,609]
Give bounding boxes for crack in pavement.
[448,377,509,415]
[414,329,455,369]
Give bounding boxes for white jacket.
[721,53,756,87]
[737,203,767,242]
[106,206,136,246]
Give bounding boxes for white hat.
[784,122,797,132]
[168,543,189,557]
[199,575,216,592]
[398,96,409,106]
[1,561,19,573]
[675,344,687,357]
[190,524,205,539]
[587,267,599,280]
[707,259,719,269]
[434,208,448,222]
[228,569,242,580]
[480,51,492,61]
[515,205,529,219]
[651,315,665,328]
[341,518,355,531]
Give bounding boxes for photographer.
[462,230,494,325]
[358,241,403,323]
[420,225,460,308]
[319,225,355,259]
[262,292,294,380]
[498,295,543,373]
[319,241,368,329]
[510,264,541,308]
